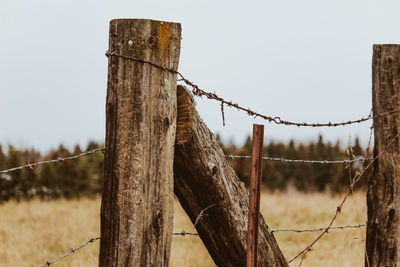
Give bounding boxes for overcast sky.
[1,0,400,152]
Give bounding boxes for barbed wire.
[172,223,366,237]
[225,155,372,164]
[288,129,399,265]
[0,148,105,174]
[39,237,100,267]
[270,223,366,233]
[38,204,216,266]
[38,221,367,266]
[105,51,400,127]
[1,146,367,178]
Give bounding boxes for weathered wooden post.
[174,85,288,267]
[366,44,400,266]
[247,124,264,267]
[99,19,181,266]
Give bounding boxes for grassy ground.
[0,191,367,267]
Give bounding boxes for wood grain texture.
[100,19,181,267]
[366,44,400,267]
[174,86,288,267]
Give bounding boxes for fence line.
[21,139,374,267]
[8,51,396,266]
[0,148,104,174]
[39,237,100,267]
[3,34,395,267]
[106,51,400,127]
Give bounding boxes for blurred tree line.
[219,134,372,193]
[0,141,104,202]
[0,135,371,202]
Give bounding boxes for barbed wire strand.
[105,51,400,127]
[39,237,100,267]
[226,155,372,164]
[288,129,399,265]
[173,223,366,236]
[0,148,105,174]
[271,223,366,233]
[38,222,367,266]
[1,147,369,178]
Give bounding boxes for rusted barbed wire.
[288,129,400,265]
[105,51,400,127]
[0,148,105,174]
[226,155,372,164]
[39,237,100,267]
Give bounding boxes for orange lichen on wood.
[157,22,171,54]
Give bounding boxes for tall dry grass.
[0,191,367,267]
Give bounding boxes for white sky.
[1,0,400,152]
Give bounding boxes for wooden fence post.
[247,124,264,267]
[174,86,288,267]
[99,19,181,266]
[366,44,400,266]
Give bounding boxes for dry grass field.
[0,190,367,267]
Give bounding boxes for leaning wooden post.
[366,44,400,266]
[247,124,264,267]
[174,85,288,267]
[99,19,181,266]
